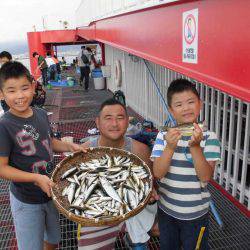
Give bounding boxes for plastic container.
[66,77,75,87]
[49,80,68,87]
[93,77,105,90]
[91,68,103,78]
[67,80,75,87]
[92,68,105,90]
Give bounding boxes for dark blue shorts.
[158,208,209,250]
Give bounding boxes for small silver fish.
[60,167,77,180]
[99,177,122,203]
[67,183,76,204]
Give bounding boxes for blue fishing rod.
[143,59,176,127]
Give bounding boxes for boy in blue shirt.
[0,61,85,250]
[151,79,221,249]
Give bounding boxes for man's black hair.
[32,52,38,58]
[46,52,51,56]
[167,78,200,107]
[0,51,12,61]
[81,45,86,49]
[0,61,33,89]
[99,98,127,115]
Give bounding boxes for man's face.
[96,104,129,141]
[0,76,35,117]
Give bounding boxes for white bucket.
[93,77,105,90]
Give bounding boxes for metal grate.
[57,120,97,143]
[0,180,17,250]
[59,106,99,121]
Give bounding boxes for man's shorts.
[10,192,61,250]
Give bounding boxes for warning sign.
[183,9,198,64]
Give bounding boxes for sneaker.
[123,233,148,250]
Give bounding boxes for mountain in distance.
[0,40,81,56]
[0,40,28,55]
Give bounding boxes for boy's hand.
[149,187,159,204]
[189,123,203,147]
[67,142,87,153]
[34,174,54,197]
[164,128,182,150]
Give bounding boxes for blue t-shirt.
[0,108,54,204]
[151,131,221,220]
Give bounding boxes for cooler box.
[49,80,68,87]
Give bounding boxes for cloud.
[0,0,81,43]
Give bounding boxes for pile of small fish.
[59,154,151,221]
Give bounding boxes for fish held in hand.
[159,122,207,136]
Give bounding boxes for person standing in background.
[86,47,97,68]
[45,52,57,82]
[78,46,91,91]
[33,52,48,86]
[53,55,61,81]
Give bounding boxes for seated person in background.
[0,51,12,66]
[78,98,159,250]
[61,56,67,70]
[62,56,66,65]
[0,50,12,112]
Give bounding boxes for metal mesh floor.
[0,84,249,250]
[59,106,99,121]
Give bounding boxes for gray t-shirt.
[0,108,54,204]
[89,136,133,152]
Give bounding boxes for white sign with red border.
[182,9,198,64]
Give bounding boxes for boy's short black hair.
[99,98,127,115]
[0,61,33,89]
[32,52,38,58]
[167,79,200,107]
[0,51,12,61]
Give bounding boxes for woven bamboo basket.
[51,146,153,226]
